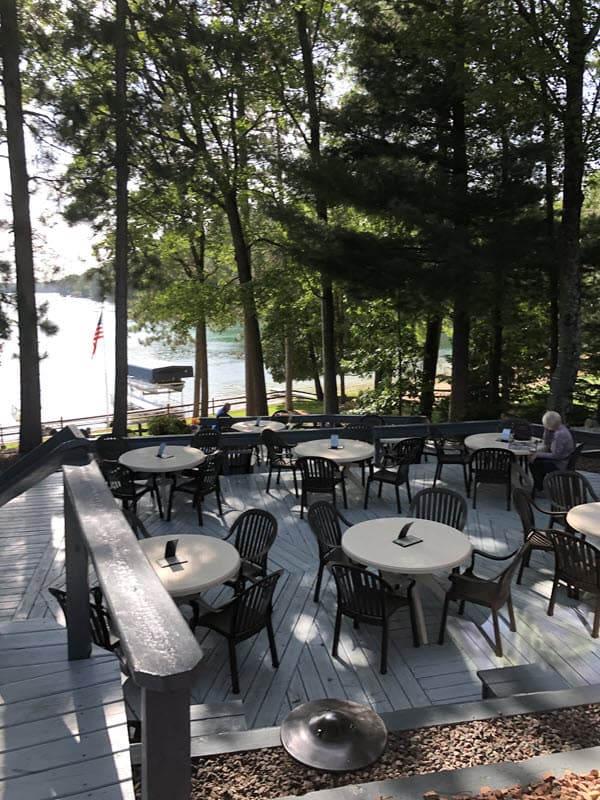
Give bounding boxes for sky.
[1,138,98,280]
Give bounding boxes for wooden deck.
[3,459,600,734]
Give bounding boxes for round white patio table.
[119,444,206,473]
[464,432,539,456]
[231,419,286,433]
[566,503,600,543]
[138,534,240,598]
[294,438,374,466]
[119,446,206,518]
[342,517,472,644]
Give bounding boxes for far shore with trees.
[1,0,599,452]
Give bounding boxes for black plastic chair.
[363,438,422,514]
[512,487,557,584]
[191,570,282,694]
[95,434,129,466]
[543,470,599,529]
[307,500,352,603]
[330,564,419,674]
[566,443,584,471]
[547,530,600,638]
[341,424,374,484]
[297,456,347,518]
[432,436,471,493]
[409,487,468,531]
[224,444,254,474]
[223,509,278,591]
[438,545,527,657]
[262,428,298,495]
[469,447,514,510]
[48,586,119,653]
[190,429,222,455]
[103,462,162,518]
[167,452,224,525]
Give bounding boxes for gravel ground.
[133,704,600,799]
[424,769,599,799]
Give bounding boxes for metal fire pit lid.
[280,698,388,772]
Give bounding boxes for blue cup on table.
[330,433,339,449]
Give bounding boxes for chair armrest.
[336,510,352,527]
[467,547,519,571]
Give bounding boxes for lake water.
[0,293,368,426]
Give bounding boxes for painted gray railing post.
[64,483,92,660]
[142,687,191,800]
[63,462,202,800]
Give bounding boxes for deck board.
[2,462,600,739]
[0,479,134,799]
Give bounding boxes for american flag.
[92,312,104,357]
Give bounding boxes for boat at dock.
[127,363,193,412]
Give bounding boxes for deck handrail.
[63,459,202,800]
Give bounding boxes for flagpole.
[101,304,110,425]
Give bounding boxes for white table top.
[119,445,206,474]
[342,517,472,575]
[566,502,600,541]
[464,432,539,456]
[231,419,286,433]
[138,534,240,597]
[294,438,374,465]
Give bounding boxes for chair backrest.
[190,429,222,454]
[544,470,599,513]
[48,586,115,651]
[271,410,290,423]
[383,437,424,466]
[343,424,373,443]
[330,564,390,624]
[548,530,600,594]
[494,545,528,602]
[196,451,224,491]
[307,500,344,557]
[297,456,339,489]
[262,428,288,459]
[409,488,467,531]
[566,442,585,471]
[359,414,386,427]
[103,462,135,496]
[225,444,253,474]
[231,570,283,637]
[230,509,278,568]
[95,435,129,464]
[512,487,537,537]
[471,447,513,478]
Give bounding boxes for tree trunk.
[542,82,559,374]
[450,302,470,420]
[112,0,129,437]
[420,316,441,419]
[224,191,268,415]
[193,321,208,417]
[448,0,470,422]
[296,6,338,413]
[1,0,42,452]
[284,335,293,411]
[550,0,587,421]
[307,333,323,401]
[321,277,339,412]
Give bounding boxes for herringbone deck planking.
[3,460,600,731]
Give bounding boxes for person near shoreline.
[216,402,232,418]
[528,410,574,494]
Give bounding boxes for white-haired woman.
[528,410,574,494]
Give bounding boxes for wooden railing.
[63,459,202,800]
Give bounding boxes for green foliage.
[146,414,189,435]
